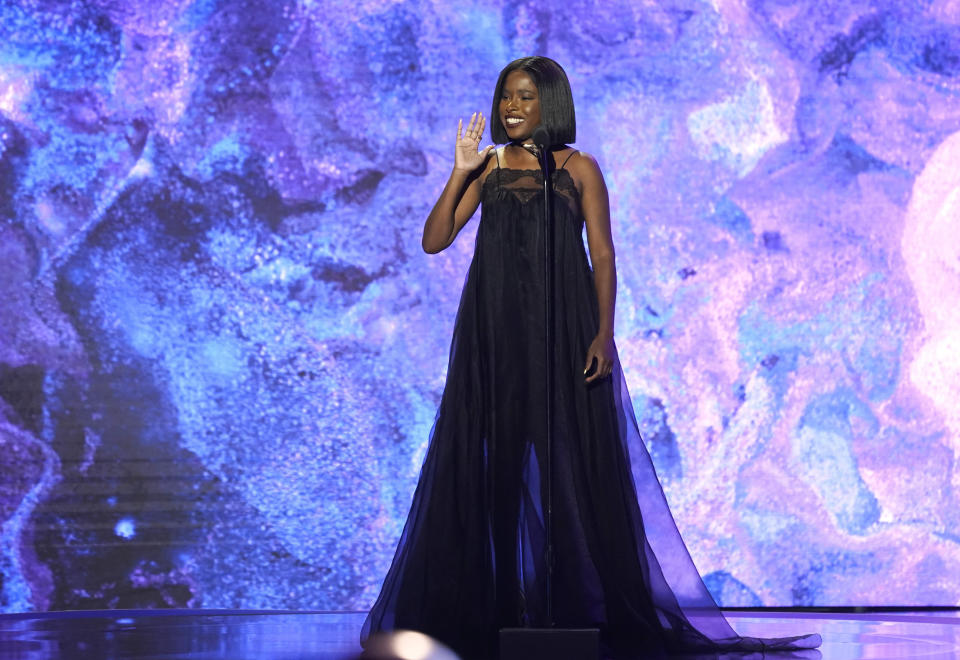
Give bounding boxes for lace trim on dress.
[483,167,581,214]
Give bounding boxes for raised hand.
[454,112,494,173]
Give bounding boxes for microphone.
[532,126,552,151]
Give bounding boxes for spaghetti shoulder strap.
[559,149,579,170]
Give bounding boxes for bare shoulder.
[477,146,501,186]
[561,150,606,191]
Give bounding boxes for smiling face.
[498,70,541,143]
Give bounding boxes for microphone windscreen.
[532,126,552,149]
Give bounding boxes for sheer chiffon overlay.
[362,162,821,659]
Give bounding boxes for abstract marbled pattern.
[1,0,959,612]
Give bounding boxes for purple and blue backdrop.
[1,0,959,613]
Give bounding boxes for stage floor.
[1,609,958,659]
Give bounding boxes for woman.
[362,56,820,660]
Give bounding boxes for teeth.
[506,117,524,125]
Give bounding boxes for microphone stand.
[499,128,599,660]
[535,129,556,630]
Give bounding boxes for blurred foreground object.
[357,630,461,660]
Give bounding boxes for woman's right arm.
[422,112,494,254]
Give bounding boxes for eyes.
[501,93,536,101]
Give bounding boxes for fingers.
[465,112,478,137]
[463,112,486,142]
[456,113,488,165]
[585,363,609,382]
[584,353,613,383]
[601,360,612,379]
[584,354,599,383]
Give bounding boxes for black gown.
[362,152,821,660]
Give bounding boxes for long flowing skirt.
[363,173,820,659]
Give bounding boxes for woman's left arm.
[575,153,617,383]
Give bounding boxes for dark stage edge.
[1,608,960,659]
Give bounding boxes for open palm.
[455,112,494,172]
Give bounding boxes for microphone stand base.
[499,627,600,660]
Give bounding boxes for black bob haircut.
[490,56,576,145]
